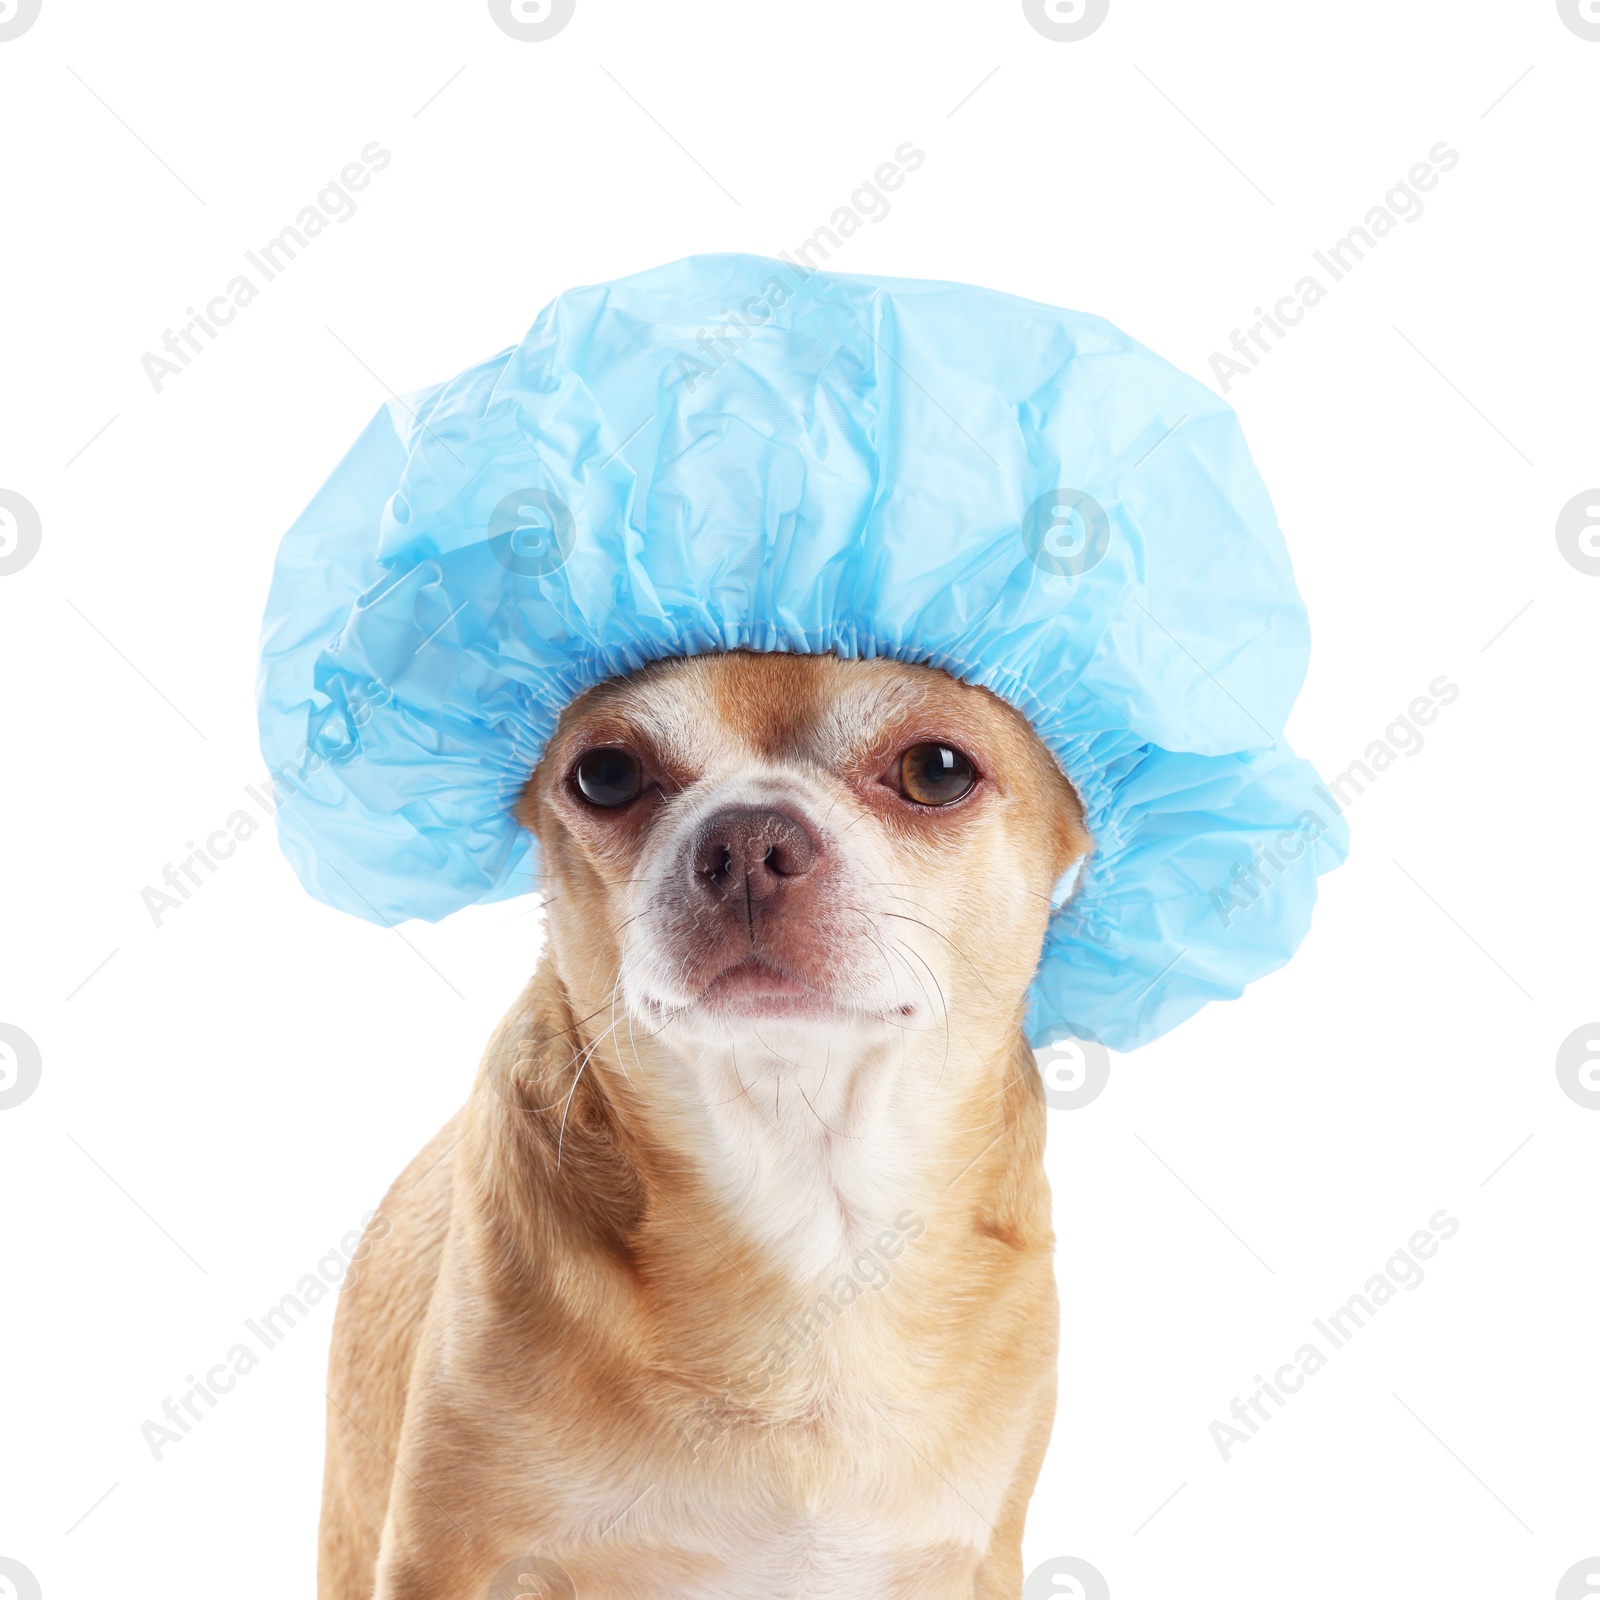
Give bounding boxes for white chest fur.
[660,1024,936,1284]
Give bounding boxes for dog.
[319,649,1090,1600]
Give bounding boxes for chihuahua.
[319,650,1090,1600]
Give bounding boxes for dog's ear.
[1042,762,1092,890]
[972,682,1091,893]
[513,772,543,839]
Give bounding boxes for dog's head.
[519,653,1088,1075]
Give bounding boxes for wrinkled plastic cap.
[258,253,1346,1050]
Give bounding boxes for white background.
[2,2,1597,1596]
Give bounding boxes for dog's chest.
[558,1486,983,1600]
[666,1522,949,1599]
[531,1353,999,1597]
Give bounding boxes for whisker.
[885,934,954,1100]
[866,876,1063,909]
[880,911,998,1001]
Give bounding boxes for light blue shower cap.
[258,253,1346,1051]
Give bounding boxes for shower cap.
[258,253,1346,1052]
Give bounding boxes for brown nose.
[691,807,818,921]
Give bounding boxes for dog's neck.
[630,1027,952,1285]
[485,959,1031,1294]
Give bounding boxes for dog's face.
[520,653,1088,1070]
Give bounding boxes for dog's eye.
[574,748,643,808]
[896,743,977,807]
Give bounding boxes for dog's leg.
[369,1495,502,1600]
[317,1124,459,1599]
[318,1448,386,1600]
[362,1346,546,1600]
[970,1372,1058,1599]
[368,1435,572,1600]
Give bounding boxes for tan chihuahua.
[319,650,1090,1600]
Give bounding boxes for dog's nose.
[692,807,818,912]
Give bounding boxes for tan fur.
[319,653,1088,1600]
